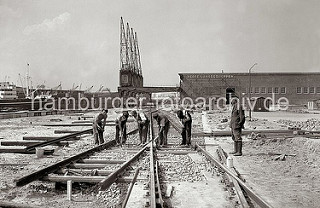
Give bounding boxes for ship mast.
[26,63,30,98]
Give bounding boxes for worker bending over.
[153,112,170,147]
[93,109,108,145]
[131,110,150,146]
[115,111,129,145]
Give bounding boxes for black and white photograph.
[0,0,320,207]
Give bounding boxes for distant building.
[179,73,320,107]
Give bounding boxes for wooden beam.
[0,147,54,154]
[43,123,115,127]
[217,147,250,208]
[157,150,194,155]
[23,136,80,141]
[43,175,147,183]
[25,128,93,151]
[102,149,139,153]
[81,159,126,164]
[98,146,148,191]
[54,130,82,134]
[58,169,113,176]
[70,163,120,169]
[15,140,116,187]
[196,144,273,208]
[122,168,140,208]
[192,129,296,137]
[1,140,69,147]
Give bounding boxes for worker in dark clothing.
[93,109,108,145]
[115,111,129,145]
[131,110,149,145]
[152,112,170,147]
[177,109,192,146]
[229,98,245,156]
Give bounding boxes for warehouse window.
[267,87,272,94]
[280,87,286,94]
[309,87,315,94]
[261,87,266,94]
[317,87,320,94]
[274,87,279,94]
[297,87,302,94]
[250,87,253,94]
[254,87,260,94]
[303,87,308,94]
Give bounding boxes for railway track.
[10,109,274,208]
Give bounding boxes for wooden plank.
[58,169,113,176]
[54,130,82,134]
[0,147,54,154]
[97,149,139,154]
[159,110,184,133]
[43,124,94,127]
[1,140,69,147]
[192,129,296,137]
[43,175,147,183]
[196,144,273,208]
[15,140,116,187]
[25,128,93,151]
[157,150,195,155]
[122,168,140,208]
[23,136,80,141]
[71,163,120,169]
[159,147,193,151]
[16,129,138,186]
[98,146,148,191]
[81,159,126,164]
[217,147,250,208]
[72,120,120,124]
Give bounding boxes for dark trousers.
[158,123,169,146]
[139,122,149,144]
[181,122,192,145]
[231,128,242,141]
[115,125,127,144]
[181,128,191,145]
[94,129,104,145]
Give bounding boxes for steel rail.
[216,147,250,208]
[98,145,148,191]
[25,128,93,151]
[196,143,274,208]
[25,126,138,152]
[155,160,164,207]
[121,168,140,208]
[16,127,138,186]
[16,139,116,187]
[148,110,157,207]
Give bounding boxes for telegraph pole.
[248,63,257,121]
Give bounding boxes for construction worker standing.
[152,112,170,147]
[229,99,245,156]
[131,110,149,145]
[115,111,129,145]
[177,109,192,146]
[93,109,108,145]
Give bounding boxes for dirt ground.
[0,110,138,208]
[202,110,320,208]
[1,109,320,207]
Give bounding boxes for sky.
[1,0,320,91]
